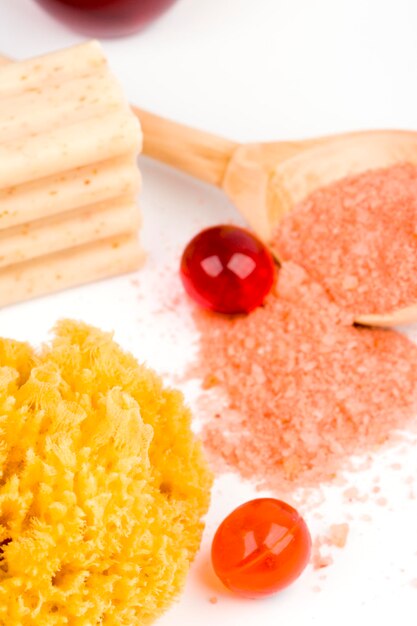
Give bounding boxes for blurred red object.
[34,0,178,37]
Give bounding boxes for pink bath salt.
[328,524,349,548]
[273,163,417,316]
[312,554,333,570]
[343,487,360,501]
[194,262,417,489]
[311,537,334,570]
[390,462,402,470]
[310,526,348,570]
[342,487,368,504]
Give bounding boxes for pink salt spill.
[273,163,417,315]
[311,524,349,569]
[193,262,417,490]
[311,536,334,571]
[312,554,333,571]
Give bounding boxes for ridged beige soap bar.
[0,235,145,308]
[0,41,144,306]
[0,42,141,186]
[0,196,141,268]
[0,156,140,230]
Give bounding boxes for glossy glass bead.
[211,498,311,598]
[180,225,276,314]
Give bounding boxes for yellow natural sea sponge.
[0,321,212,625]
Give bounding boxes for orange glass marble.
[211,498,311,598]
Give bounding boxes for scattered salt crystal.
[342,275,359,290]
[390,463,402,471]
[310,524,349,570]
[311,537,334,570]
[251,363,266,384]
[244,336,256,349]
[202,374,220,390]
[328,524,349,548]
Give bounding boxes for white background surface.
[0,1,417,624]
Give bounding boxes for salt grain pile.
[274,163,417,316]
[195,263,417,491]
[193,164,417,493]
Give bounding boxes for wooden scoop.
[134,108,417,327]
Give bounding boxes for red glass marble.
[180,225,276,314]
[34,0,178,38]
[211,498,311,598]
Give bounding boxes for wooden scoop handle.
[132,107,237,187]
